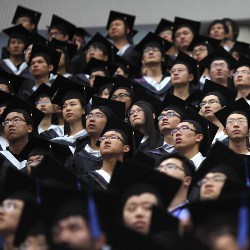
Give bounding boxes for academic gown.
[81,171,108,192]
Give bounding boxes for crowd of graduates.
[0,4,250,250]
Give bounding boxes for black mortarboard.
[28,32,48,46]
[0,97,44,130]
[114,54,135,77]
[27,84,52,106]
[132,148,156,168]
[155,18,174,35]
[106,10,136,35]
[0,90,14,109]
[231,41,250,58]
[173,51,205,85]
[134,32,173,55]
[48,14,76,40]
[182,107,219,156]
[50,38,77,60]
[91,96,125,121]
[28,43,61,74]
[2,24,30,45]
[83,58,118,77]
[83,32,118,62]
[74,27,92,38]
[0,70,26,94]
[214,97,250,127]
[173,17,201,37]
[52,77,95,106]
[235,55,250,69]
[188,35,222,52]
[108,159,182,208]
[200,79,237,106]
[193,141,247,186]
[201,47,237,70]
[12,6,41,26]
[93,76,113,95]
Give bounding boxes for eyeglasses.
[210,63,228,69]
[156,164,186,173]
[85,47,103,54]
[169,68,186,74]
[26,159,43,168]
[199,99,220,107]
[0,201,19,212]
[158,112,181,121]
[99,135,125,144]
[192,47,207,55]
[24,48,32,54]
[226,118,248,125]
[143,47,160,53]
[233,70,250,77]
[111,93,131,100]
[171,126,197,136]
[2,117,27,126]
[49,31,63,38]
[36,100,51,105]
[86,113,104,120]
[198,175,227,186]
[128,108,143,117]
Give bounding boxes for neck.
[168,186,188,211]
[146,65,163,82]
[209,116,224,130]
[58,66,67,75]
[35,76,49,86]
[173,84,190,100]
[90,135,100,150]
[180,146,199,160]
[9,55,23,66]
[212,78,228,87]
[113,37,129,50]
[57,114,64,126]
[229,140,249,154]
[163,133,174,145]
[39,115,52,131]
[69,121,84,136]
[166,46,178,56]
[9,137,29,155]
[236,88,250,99]
[102,157,120,176]
[3,234,18,250]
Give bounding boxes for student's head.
[111,87,133,112]
[208,20,228,41]
[48,25,69,42]
[222,18,239,41]
[35,95,53,116]
[233,65,250,91]
[7,36,27,57]
[86,43,108,63]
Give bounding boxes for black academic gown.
[81,171,108,192]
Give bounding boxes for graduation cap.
[48,14,76,40]
[200,79,237,106]
[188,35,222,52]
[108,159,182,208]
[106,10,136,35]
[2,24,30,45]
[155,18,174,35]
[0,90,14,109]
[91,96,126,121]
[52,77,95,106]
[12,5,41,27]
[182,107,219,156]
[0,97,44,130]
[83,58,118,77]
[173,51,205,85]
[214,97,250,127]
[173,17,201,37]
[93,76,114,95]
[113,54,135,77]
[28,32,49,46]
[83,32,118,62]
[28,43,61,74]
[201,47,237,70]
[134,32,173,55]
[74,27,92,38]
[50,38,77,60]
[231,41,250,58]
[132,148,156,168]
[27,84,52,106]
[235,55,250,69]
[0,70,26,95]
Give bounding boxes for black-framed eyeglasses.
[156,164,186,173]
[158,112,181,121]
[111,93,131,100]
[2,117,27,127]
[197,175,227,186]
[171,126,197,136]
[199,99,220,108]
[86,113,104,120]
[99,135,125,144]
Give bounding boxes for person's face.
[111,89,132,111]
[174,27,194,51]
[29,56,54,78]
[3,112,32,143]
[170,64,193,87]
[58,50,66,68]
[89,71,106,88]
[48,28,69,42]
[200,172,226,200]
[108,20,128,40]
[24,44,33,64]
[142,46,163,66]
[233,66,250,90]
[123,193,158,235]
[224,113,249,141]
[98,88,110,99]
[209,60,231,84]
[7,38,25,56]
[231,51,240,61]
[15,16,35,32]
[115,67,128,78]
[53,104,63,116]
[52,215,94,250]
[212,234,239,250]
[99,130,130,158]
[86,109,107,136]
[22,234,48,250]
[62,99,85,124]
[36,97,53,115]
[73,35,85,49]
[158,110,181,134]
[172,122,203,152]
[128,105,146,130]
[209,23,226,40]
[200,95,222,120]
[0,199,25,235]
[86,45,108,63]
[26,154,44,174]
[159,29,173,43]
[0,84,10,94]
[192,45,208,61]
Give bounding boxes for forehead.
[236,66,250,71]
[9,38,25,43]
[113,88,130,95]
[37,96,51,101]
[89,108,104,114]
[64,98,81,104]
[5,111,25,120]
[2,198,24,205]
[172,63,188,69]
[175,26,193,34]
[103,130,122,137]
[131,104,141,110]
[202,94,220,102]
[177,121,194,128]
[56,215,87,227]
[31,56,46,62]
[211,59,228,65]
[125,193,158,204]
[211,23,224,28]
[110,19,125,26]
[227,113,247,119]
[194,44,207,50]
[161,109,179,115]
[159,157,183,167]
[205,172,226,178]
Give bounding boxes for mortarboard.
[93,76,114,95]
[235,55,250,69]
[200,79,237,106]
[173,17,201,37]
[28,43,61,74]
[0,90,14,109]
[132,148,156,168]
[201,47,237,70]
[12,5,41,27]
[113,54,135,77]
[134,32,173,55]
[214,97,250,127]
[28,32,48,46]
[155,18,174,35]
[74,27,92,38]
[27,84,52,106]
[231,41,250,59]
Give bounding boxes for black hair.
[203,91,226,107]
[207,20,229,38]
[97,83,113,97]
[7,34,27,48]
[30,52,53,66]
[193,42,213,54]
[88,42,108,56]
[208,57,230,70]
[173,60,194,74]
[222,18,239,41]
[9,108,33,126]
[48,24,69,36]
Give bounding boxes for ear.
[103,55,108,61]
[30,23,35,30]
[82,107,85,115]
[195,133,203,142]
[188,73,194,82]
[223,128,228,135]
[123,145,130,153]
[184,176,192,187]
[229,69,233,77]
[48,64,54,73]
[126,27,131,35]
[63,34,69,41]
[27,125,33,134]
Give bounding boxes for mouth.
[204,109,213,114]
[133,221,146,228]
[8,128,16,134]
[162,122,170,126]
[88,124,95,129]
[103,145,111,149]
[175,138,182,144]
[65,113,73,117]
[173,77,180,80]
[232,130,241,134]
[40,108,47,112]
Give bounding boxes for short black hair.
[207,20,229,36]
